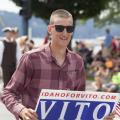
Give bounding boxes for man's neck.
[50,43,67,66]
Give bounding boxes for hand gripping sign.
[35,89,120,120]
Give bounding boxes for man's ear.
[48,25,52,35]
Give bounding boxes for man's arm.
[1,53,33,118]
[75,56,86,91]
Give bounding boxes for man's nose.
[62,28,67,34]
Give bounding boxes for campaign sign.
[35,89,120,120]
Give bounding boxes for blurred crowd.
[0,26,49,88]
[72,29,120,93]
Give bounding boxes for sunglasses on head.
[54,25,74,33]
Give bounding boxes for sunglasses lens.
[55,25,64,32]
[66,26,74,33]
[55,25,74,33]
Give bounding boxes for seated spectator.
[111,37,119,52]
[92,64,110,91]
[105,56,114,70]
[102,67,120,92]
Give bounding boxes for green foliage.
[11,0,120,48]
[11,0,110,21]
[94,0,120,27]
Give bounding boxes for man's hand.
[20,107,38,120]
[103,112,116,120]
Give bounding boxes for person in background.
[103,28,113,57]
[78,41,91,68]
[12,27,22,64]
[26,40,35,50]
[0,27,21,88]
[12,27,19,40]
[72,41,80,54]
[104,29,113,48]
[102,66,120,92]
[17,35,29,54]
[1,10,115,120]
[111,37,120,57]
[40,32,50,49]
[92,64,109,91]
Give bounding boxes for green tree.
[11,0,119,48]
[94,0,120,27]
[12,0,111,21]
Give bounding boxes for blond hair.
[50,9,73,24]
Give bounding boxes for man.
[1,10,114,120]
[0,27,21,87]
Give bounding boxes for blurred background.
[0,0,120,119]
[0,0,120,46]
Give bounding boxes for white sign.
[35,89,120,120]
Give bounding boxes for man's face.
[48,16,73,48]
[5,31,13,40]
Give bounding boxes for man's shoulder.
[69,50,82,58]
[26,47,44,55]
[25,47,47,59]
[68,49,83,62]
